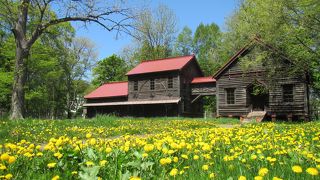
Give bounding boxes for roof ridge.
[140,54,194,63]
[103,81,128,85]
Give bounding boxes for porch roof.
[83,98,181,107]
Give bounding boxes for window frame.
[150,79,155,90]
[168,77,173,89]
[133,81,138,91]
[226,88,235,105]
[282,84,294,102]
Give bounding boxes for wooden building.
[213,38,310,121]
[84,38,310,121]
[83,55,214,117]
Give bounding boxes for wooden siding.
[216,57,308,118]
[127,71,180,101]
[191,83,216,95]
[179,60,203,115]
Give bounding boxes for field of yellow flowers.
[0,117,319,180]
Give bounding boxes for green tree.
[92,55,128,86]
[130,4,178,61]
[193,23,223,75]
[173,26,194,56]
[0,0,135,119]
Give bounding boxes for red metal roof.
[126,55,195,75]
[84,81,128,99]
[191,77,216,84]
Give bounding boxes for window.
[226,88,235,104]
[133,81,138,91]
[283,84,293,102]
[168,77,173,88]
[150,79,155,90]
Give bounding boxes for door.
[247,84,268,111]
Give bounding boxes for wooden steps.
[242,111,267,123]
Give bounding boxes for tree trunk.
[10,45,28,120]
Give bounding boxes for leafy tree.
[173,26,194,56]
[92,55,128,86]
[193,23,223,76]
[223,0,319,86]
[0,0,135,119]
[132,4,178,60]
[62,37,97,118]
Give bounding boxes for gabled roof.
[84,81,128,99]
[191,77,216,84]
[212,37,294,79]
[212,40,255,79]
[126,55,196,75]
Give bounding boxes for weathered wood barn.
[84,38,310,121]
[83,55,215,117]
[213,38,310,121]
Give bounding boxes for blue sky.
[73,0,238,60]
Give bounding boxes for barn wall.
[127,71,180,101]
[180,60,204,116]
[216,57,308,118]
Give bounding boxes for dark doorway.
[247,84,268,111]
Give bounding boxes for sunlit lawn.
[0,116,319,179]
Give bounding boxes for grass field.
[0,116,319,179]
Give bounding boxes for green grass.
[0,116,239,144]
[0,117,319,179]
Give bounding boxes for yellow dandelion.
[47,162,57,168]
[52,175,59,180]
[86,133,92,139]
[0,153,10,161]
[85,161,94,166]
[202,165,209,171]
[143,144,154,152]
[273,177,283,180]
[238,176,246,180]
[99,160,107,167]
[209,173,215,178]
[4,174,13,180]
[129,176,141,180]
[258,167,268,176]
[292,165,302,173]
[169,168,178,176]
[306,167,319,176]
[105,147,112,153]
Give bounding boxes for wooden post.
[240,116,244,123]
[271,114,276,122]
[304,113,309,122]
[287,113,293,122]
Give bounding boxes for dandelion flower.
[202,165,209,171]
[52,175,59,180]
[47,162,57,168]
[4,174,13,180]
[292,165,302,173]
[258,167,268,176]
[238,176,246,180]
[169,168,178,176]
[306,168,319,176]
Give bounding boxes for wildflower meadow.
[0,117,319,180]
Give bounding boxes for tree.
[0,0,135,119]
[133,4,178,60]
[63,37,97,118]
[173,26,194,56]
[223,0,320,90]
[193,23,222,75]
[92,54,128,86]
